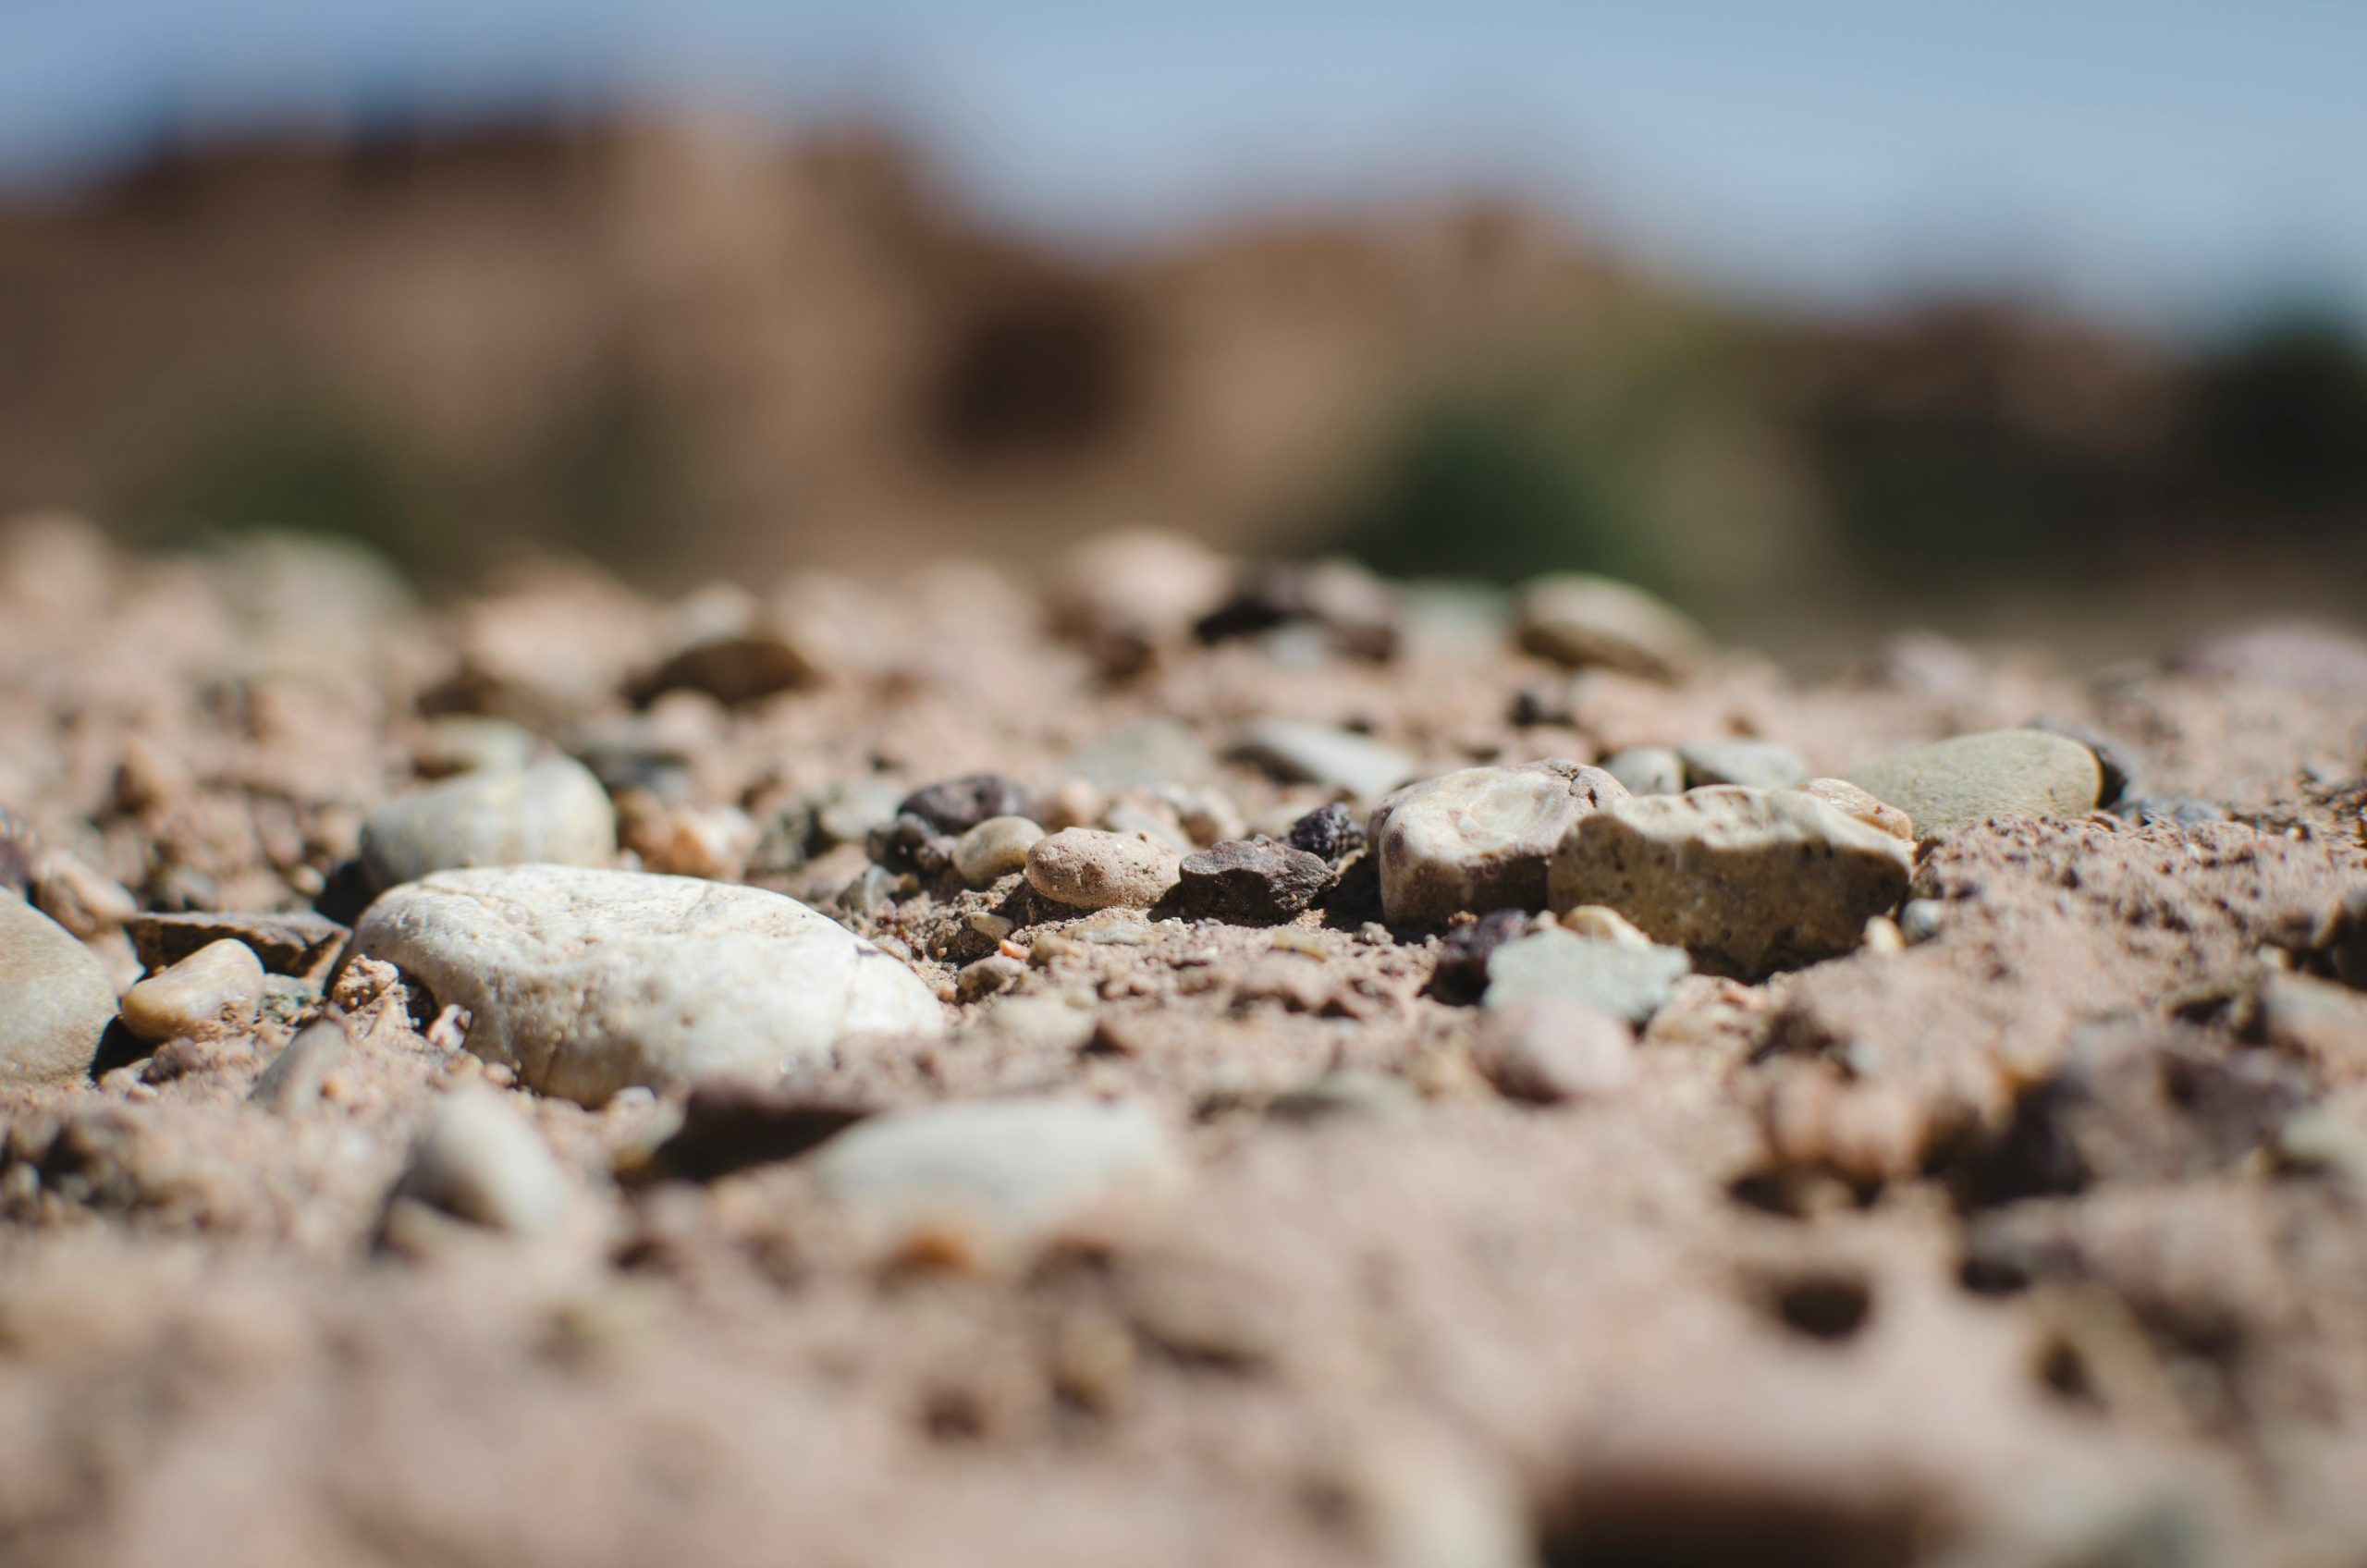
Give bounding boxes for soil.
[3,519,2366,1568]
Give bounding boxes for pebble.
[1369,761,1628,925]
[128,910,346,980]
[1679,739,1809,790]
[251,1016,350,1113]
[1843,729,2103,837]
[118,938,264,1044]
[391,1087,570,1234]
[1469,998,1636,1103]
[1898,898,1946,944]
[1795,777,1914,842]
[816,1096,1178,1244]
[1172,839,1333,925]
[413,715,541,778]
[1233,719,1417,801]
[1513,572,1709,680]
[1549,786,1914,977]
[899,774,1033,836]
[957,953,1027,1003]
[1284,801,1364,864]
[953,815,1046,886]
[0,897,117,1085]
[631,583,822,704]
[1600,746,1684,796]
[360,755,616,890]
[1558,904,1656,947]
[1480,927,1690,1023]
[29,849,139,938]
[1429,909,1533,1002]
[350,865,945,1106]
[1024,828,1182,911]
[617,795,758,881]
[0,806,33,895]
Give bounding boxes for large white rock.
[350,865,944,1106]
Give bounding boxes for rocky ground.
[2,514,2366,1568]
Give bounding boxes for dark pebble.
[1172,838,1334,925]
[628,1081,872,1185]
[129,910,348,980]
[897,773,1032,835]
[865,813,953,876]
[1284,801,1364,864]
[1429,909,1530,1003]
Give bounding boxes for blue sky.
[4,1,2361,329]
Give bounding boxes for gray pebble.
[1600,746,1684,796]
[0,896,117,1085]
[1679,739,1809,790]
[1898,898,1946,945]
[391,1087,570,1234]
[952,815,1046,887]
[1233,718,1417,801]
[1469,998,1636,1103]
[1480,927,1690,1024]
[251,1016,350,1113]
[361,755,615,890]
[1844,729,2102,838]
[1514,572,1709,680]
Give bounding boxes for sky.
[3,0,2361,330]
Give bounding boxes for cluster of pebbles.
[3,513,2367,1566]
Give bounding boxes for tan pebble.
[1861,915,1906,954]
[119,938,264,1044]
[1558,904,1655,949]
[953,815,1045,886]
[1023,827,1181,911]
[1797,777,1915,842]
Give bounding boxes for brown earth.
[2,513,2366,1567]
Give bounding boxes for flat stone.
[816,1096,1178,1242]
[1480,927,1690,1023]
[119,938,263,1044]
[952,815,1046,886]
[251,1016,350,1113]
[898,774,1033,836]
[0,897,117,1085]
[1514,573,1709,680]
[350,866,945,1106]
[1844,729,2103,837]
[1469,997,1636,1103]
[391,1087,570,1234]
[1233,719,1417,801]
[1024,828,1182,911]
[1370,761,1627,925]
[1600,746,1684,796]
[1172,839,1333,924]
[1550,786,1914,977]
[1680,739,1809,790]
[360,756,616,890]
[128,910,347,979]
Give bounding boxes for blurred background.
[3,0,2362,655]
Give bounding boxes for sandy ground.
[2,517,2366,1568]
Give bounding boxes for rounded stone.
[1600,746,1684,797]
[1369,761,1628,926]
[953,815,1047,887]
[350,865,946,1107]
[1469,998,1636,1103]
[1024,828,1182,911]
[360,755,616,890]
[1843,729,2103,838]
[392,1087,570,1234]
[1514,573,1709,680]
[1679,739,1809,790]
[1795,777,1915,842]
[0,897,117,1085]
[119,937,264,1044]
[1549,785,1914,978]
[899,774,1033,836]
[1479,927,1690,1023]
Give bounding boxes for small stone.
[1172,839,1333,925]
[251,1016,350,1113]
[1557,904,1655,948]
[1469,998,1635,1103]
[816,1097,1178,1244]
[119,938,264,1044]
[617,795,757,880]
[1843,729,2102,838]
[630,583,822,704]
[811,779,908,849]
[952,816,1046,886]
[1794,777,1915,842]
[350,866,945,1107]
[1514,573,1709,680]
[360,756,615,890]
[957,954,1027,1003]
[1369,761,1627,925]
[1480,927,1690,1023]
[1600,746,1684,797]
[128,910,346,980]
[1233,719,1417,801]
[29,849,138,938]
[866,813,954,876]
[899,774,1033,836]
[1024,828,1182,912]
[0,806,33,895]
[1550,786,1914,978]
[1679,739,1809,790]
[1898,898,1945,944]
[1193,557,1399,660]
[0,897,117,1085]
[414,716,541,778]
[1284,801,1364,864]
[1429,909,1533,1002]
[1862,915,1906,954]
[391,1087,570,1234]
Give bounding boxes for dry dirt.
[3,518,2366,1568]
